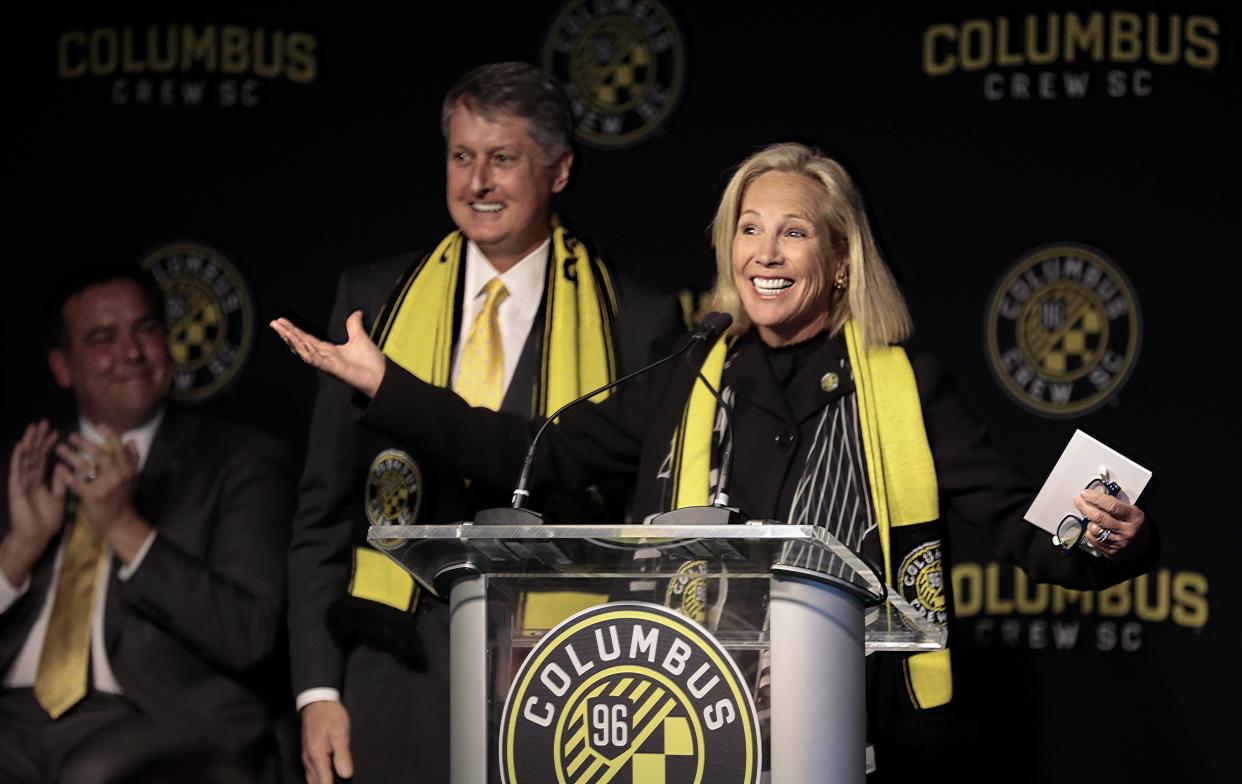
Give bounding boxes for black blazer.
[357,327,1160,764]
[0,409,293,758]
[286,250,682,694]
[360,328,1157,591]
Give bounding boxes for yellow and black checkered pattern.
[1019,286,1106,378]
[630,716,694,784]
[559,674,699,784]
[377,471,408,520]
[570,18,653,112]
[168,281,223,366]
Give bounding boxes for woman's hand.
[270,311,386,398]
[1074,489,1148,559]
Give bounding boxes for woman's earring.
[833,270,849,291]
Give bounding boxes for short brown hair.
[441,62,574,164]
[47,263,165,351]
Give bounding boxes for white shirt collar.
[463,238,549,321]
[79,407,166,472]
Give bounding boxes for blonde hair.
[706,143,912,347]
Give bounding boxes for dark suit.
[287,254,464,784]
[287,247,677,782]
[360,327,1159,775]
[0,409,292,779]
[365,328,1155,586]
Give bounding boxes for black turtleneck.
[761,328,832,391]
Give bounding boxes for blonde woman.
[272,142,1153,775]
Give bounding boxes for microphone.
[688,311,733,344]
[472,312,733,526]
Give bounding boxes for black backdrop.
[5,3,1237,780]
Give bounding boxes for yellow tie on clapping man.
[453,277,510,411]
[33,504,106,719]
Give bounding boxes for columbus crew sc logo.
[543,0,686,148]
[665,561,709,624]
[500,602,760,784]
[985,243,1141,417]
[899,541,946,625]
[142,242,254,403]
[364,449,422,547]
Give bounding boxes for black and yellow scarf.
[349,218,620,613]
[668,320,952,709]
[373,218,619,411]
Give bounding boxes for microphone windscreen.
[696,312,733,341]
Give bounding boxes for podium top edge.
[367,523,823,541]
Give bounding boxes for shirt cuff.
[296,687,342,711]
[0,571,31,614]
[117,530,158,581]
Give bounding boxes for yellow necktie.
[33,504,105,719]
[454,277,510,411]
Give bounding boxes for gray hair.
[441,62,574,164]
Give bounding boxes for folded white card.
[1025,429,1153,535]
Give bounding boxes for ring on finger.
[1097,527,1112,544]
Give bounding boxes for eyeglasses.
[1053,476,1122,555]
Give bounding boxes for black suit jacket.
[362,329,1157,590]
[287,247,681,695]
[287,254,422,695]
[0,409,293,759]
[359,327,1160,767]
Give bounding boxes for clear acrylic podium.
[370,522,945,784]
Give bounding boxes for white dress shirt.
[295,238,550,712]
[451,238,550,393]
[0,411,164,691]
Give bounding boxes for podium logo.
[500,602,760,784]
[142,242,254,402]
[985,243,1141,417]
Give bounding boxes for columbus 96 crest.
[986,243,1141,417]
[665,560,709,624]
[364,449,422,548]
[899,541,946,626]
[500,602,760,784]
[142,242,254,403]
[543,0,686,148]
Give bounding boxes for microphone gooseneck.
[506,312,735,514]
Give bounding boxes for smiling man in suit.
[0,265,292,784]
[286,61,683,784]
